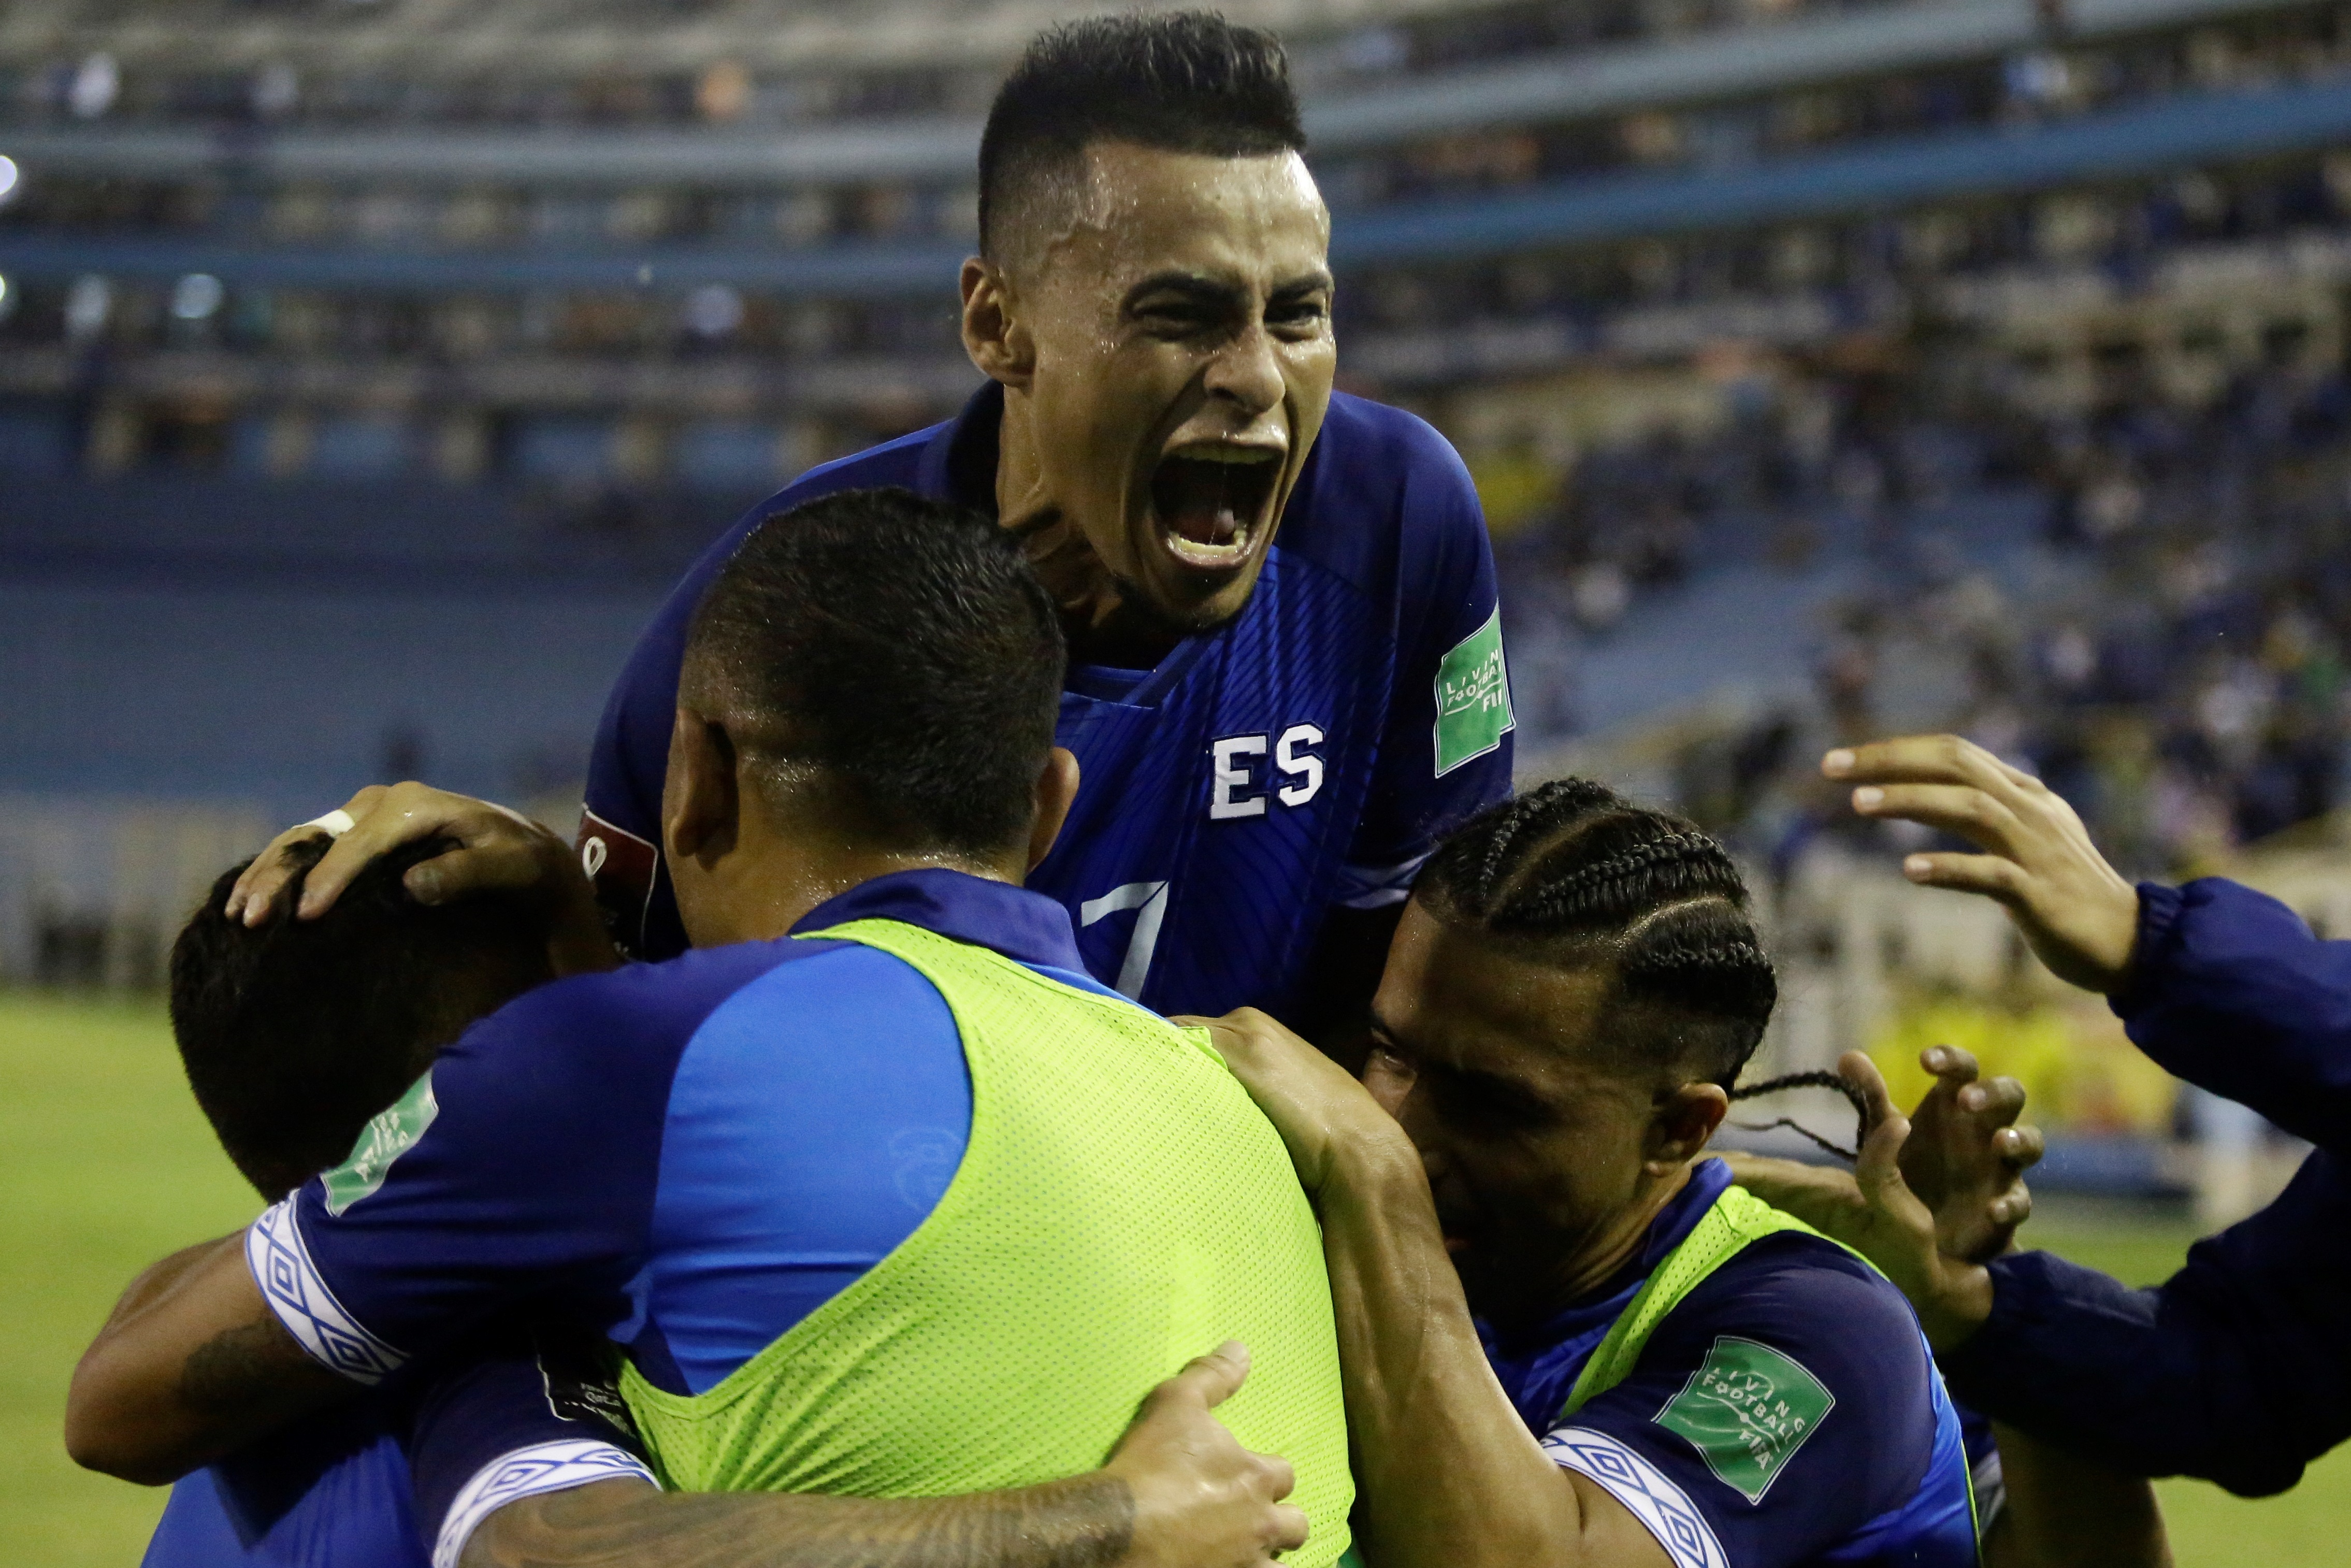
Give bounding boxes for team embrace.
[68,15,2351,1568]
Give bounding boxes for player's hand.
[1899,1045,2042,1263]
[1828,734,2141,993]
[1103,1342,1308,1568]
[1174,1007,1407,1200]
[223,782,620,976]
[1725,1053,1994,1351]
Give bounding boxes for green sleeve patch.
[1653,1335,1835,1503]
[321,1069,439,1215]
[1432,609,1513,776]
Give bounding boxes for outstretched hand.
[1726,1052,1995,1350]
[1827,733,2141,993]
[1899,1045,2043,1262]
[224,782,621,976]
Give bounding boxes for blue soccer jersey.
[578,383,1513,1018]
[1485,1161,1979,1568]
[244,871,1107,1399]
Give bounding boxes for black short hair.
[979,10,1306,267]
[169,837,554,1201]
[679,486,1065,858]
[1414,779,1778,1089]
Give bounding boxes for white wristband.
[304,809,357,838]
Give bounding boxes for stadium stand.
[6,0,2351,1177]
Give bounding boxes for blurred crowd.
[9,2,2348,254]
[1492,332,2351,882]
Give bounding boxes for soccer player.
[141,833,652,1568]
[73,490,1350,1568]
[1192,781,1987,1568]
[228,10,1513,1039]
[1744,732,2351,1498]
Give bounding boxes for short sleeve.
[1339,421,1513,910]
[250,973,689,1379]
[406,1320,655,1568]
[1540,1239,1940,1568]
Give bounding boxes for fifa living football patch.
[322,1068,439,1215]
[1433,609,1513,775]
[1654,1335,1834,1503]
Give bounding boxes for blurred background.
[4,0,2350,1558]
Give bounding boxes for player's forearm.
[66,1231,347,1484]
[1983,1421,2170,1568]
[463,1474,1136,1568]
[1317,1141,1577,1568]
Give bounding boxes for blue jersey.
[248,871,1110,1400]
[141,1327,646,1568]
[1943,876,2351,1495]
[578,383,1513,1018]
[1485,1161,1978,1568]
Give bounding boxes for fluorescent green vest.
[1564,1182,1835,1417]
[618,917,1355,1567]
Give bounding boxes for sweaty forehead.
[1027,142,1330,290]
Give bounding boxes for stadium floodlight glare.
[0,155,17,206]
[171,272,225,322]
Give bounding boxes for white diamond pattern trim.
[432,1439,657,1568]
[1542,1426,1728,1568]
[245,1197,407,1385]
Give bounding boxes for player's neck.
[993,400,1184,671]
[687,848,1019,948]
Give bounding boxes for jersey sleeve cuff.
[1541,1426,1728,1568]
[431,1438,657,1568]
[244,1197,408,1385]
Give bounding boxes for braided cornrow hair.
[1416,778,1778,1088]
[1726,1071,1869,1162]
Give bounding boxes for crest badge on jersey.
[1433,610,1513,775]
[321,1069,439,1215]
[1654,1334,1835,1503]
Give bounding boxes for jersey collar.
[791,866,1086,973]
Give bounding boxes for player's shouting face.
[963,142,1335,649]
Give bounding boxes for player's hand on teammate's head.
[1175,1007,1408,1200]
[1825,733,2142,994]
[1899,1045,2041,1263]
[1104,1342,1309,1567]
[1726,1053,1995,1352]
[224,782,621,977]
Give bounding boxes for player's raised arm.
[1826,734,2139,992]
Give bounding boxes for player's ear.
[1643,1081,1728,1174]
[662,707,741,868]
[1024,746,1080,874]
[961,257,1034,392]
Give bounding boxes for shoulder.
[1647,1232,1940,1501]
[443,939,818,1095]
[1664,1231,1933,1392]
[1282,393,1487,597]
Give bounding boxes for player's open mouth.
[1150,444,1280,571]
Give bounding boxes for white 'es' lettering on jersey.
[1208,723,1326,820]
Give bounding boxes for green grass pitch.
[3,987,2344,1564]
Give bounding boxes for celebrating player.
[139,835,652,1568]
[73,491,1350,1568]
[227,9,1513,1039]
[1193,781,1988,1568]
